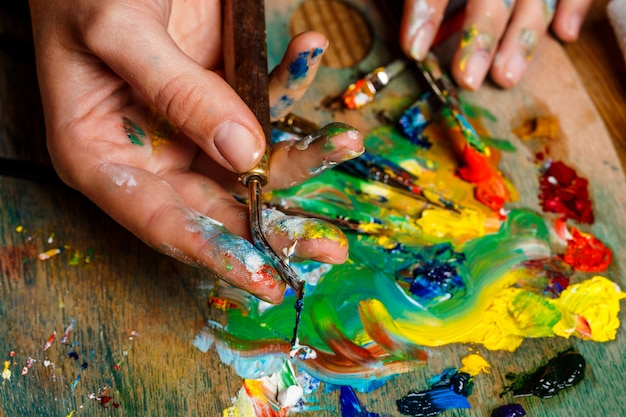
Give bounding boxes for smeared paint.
[122,116,146,146]
[502,350,585,398]
[339,386,380,417]
[539,160,594,223]
[491,404,526,417]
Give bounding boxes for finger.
[159,169,350,265]
[86,163,286,304]
[400,0,448,61]
[189,123,364,193]
[551,0,593,42]
[81,6,265,174]
[262,209,349,264]
[268,31,328,121]
[267,123,364,190]
[451,0,517,90]
[489,0,554,88]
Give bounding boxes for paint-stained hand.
[28,0,364,304]
[400,0,593,90]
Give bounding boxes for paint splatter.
[539,160,594,223]
[501,350,585,398]
[458,24,495,72]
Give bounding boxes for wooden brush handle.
[222,0,271,185]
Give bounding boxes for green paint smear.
[122,117,146,146]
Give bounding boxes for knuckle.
[155,74,208,132]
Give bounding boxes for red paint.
[458,146,510,212]
[539,161,594,224]
[562,228,611,272]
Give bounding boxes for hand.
[28,0,364,303]
[400,0,593,90]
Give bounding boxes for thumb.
[85,11,265,173]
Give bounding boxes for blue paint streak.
[340,386,380,417]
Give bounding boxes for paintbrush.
[414,52,489,158]
[222,0,304,347]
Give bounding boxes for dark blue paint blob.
[288,51,311,82]
[396,243,467,305]
[491,403,526,417]
[397,387,470,416]
[502,349,586,398]
[339,386,380,417]
[397,368,473,416]
[398,93,433,149]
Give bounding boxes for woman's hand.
[400,0,593,90]
[28,0,364,303]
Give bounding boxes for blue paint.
[339,386,380,417]
[270,94,294,119]
[288,51,311,83]
[398,94,433,149]
[397,243,467,306]
[311,47,324,60]
[491,404,526,417]
[397,369,473,416]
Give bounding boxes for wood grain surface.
[1,1,625,417]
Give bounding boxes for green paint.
[122,117,146,146]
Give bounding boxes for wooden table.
[0,1,625,416]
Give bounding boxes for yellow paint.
[416,208,485,244]
[459,353,491,376]
[15,225,23,233]
[552,276,626,341]
[222,386,256,417]
[2,360,11,381]
[357,275,625,352]
[65,411,76,417]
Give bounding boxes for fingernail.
[565,13,582,39]
[462,52,490,90]
[504,52,529,86]
[214,121,263,172]
[408,24,435,60]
